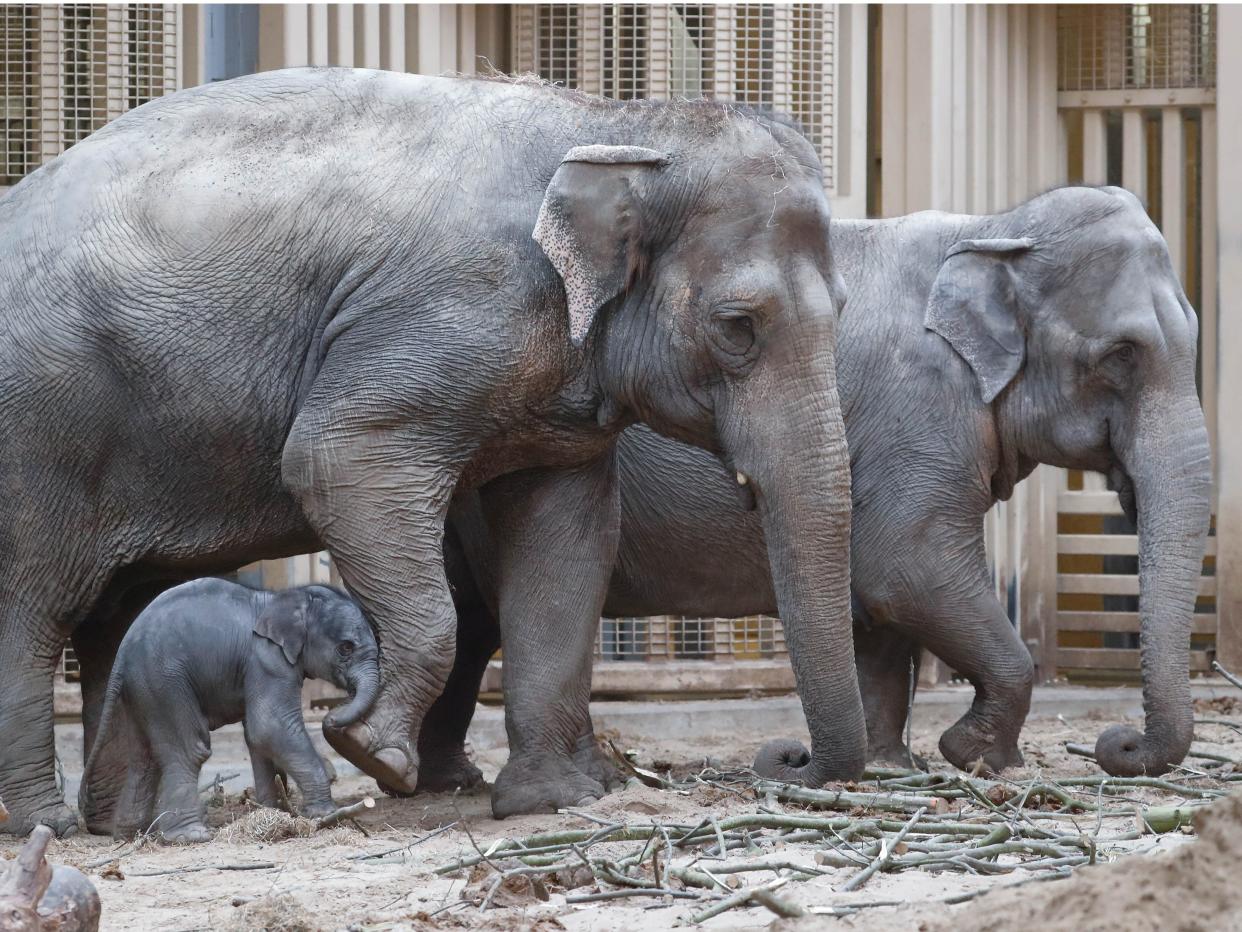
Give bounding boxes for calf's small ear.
[254,591,309,666]
[925,238,1033,404]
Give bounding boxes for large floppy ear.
[254,590,309,667]
[924,238,1033,404]
[534,144,668,347]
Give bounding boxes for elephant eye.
[713,308,756,354]
[1109,341,1136,364]
[336,641,355,658]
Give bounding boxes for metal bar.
[1058,88,1216,108]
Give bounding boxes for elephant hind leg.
[112,728,159,839]
[853,615,926,769]
[142,693,213,844]
[75,575,184,834]
[414,532,498,794]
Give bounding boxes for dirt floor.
[7,693,1242,932]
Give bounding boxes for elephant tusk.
[736,472,749,485]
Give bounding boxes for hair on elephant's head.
[534,106,864,785]
[926,185,1211,778]
[254,586,380,730]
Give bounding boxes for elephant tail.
[81,667,125,786]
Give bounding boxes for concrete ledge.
[464,680,1242,751]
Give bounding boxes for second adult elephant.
[428,185,1209,788]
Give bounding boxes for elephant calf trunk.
[325,655,381,729]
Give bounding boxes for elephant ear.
[924,238,1034,404]
[254,590,309,666]
[534,145,668,347]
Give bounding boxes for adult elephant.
[0,68,862,835]
[429,185,1209,789]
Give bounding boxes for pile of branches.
[435,761,1241,922]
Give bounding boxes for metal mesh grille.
[513,3,835,188]
[0,6,37,185]
[1,3,177,190]
[597,615,786,661]
[1058,4,1216,91]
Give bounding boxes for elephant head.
[533,111,864,784]
[926,185,1210,777]
[255,586,381,729]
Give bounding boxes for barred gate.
[3,5,178,680]
[1031,4,1219,682]
[0,4,177,191]
[512,3,841,194]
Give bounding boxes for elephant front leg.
[913,588,1034,774]
[853,615,926,769]
[481,455,621,819]
[245,703,335,819]
[0,636,79,838]
[283,414,468,795]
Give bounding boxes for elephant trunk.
[743,386,866,785]
[1094,394,1211,776]
[325,652,381,729]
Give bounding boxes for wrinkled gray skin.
[422,186,1210,789]
[80,579,376,842]
[0,67,861,835]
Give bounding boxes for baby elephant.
[83,579,379,842]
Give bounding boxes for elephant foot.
[939,719,1024,775]
[299,798,337,820]
[868,742,928,772]
[160,820,213,845]
[491,755,605,819]
[415,747,486,794]
[2,799,80,838]
[78,776,124,837]
[572,736,623,791]
[322,717,418,795]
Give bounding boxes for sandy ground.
[6,693,1242,932]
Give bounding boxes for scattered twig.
[315,796,375,829]
[273,775,292,814]
[346,822,456,861]
[566,888,699,903]
[1212,659,1242,691]
[199,772,241,795]
[127,861,276,877]
[840,807,926,892]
